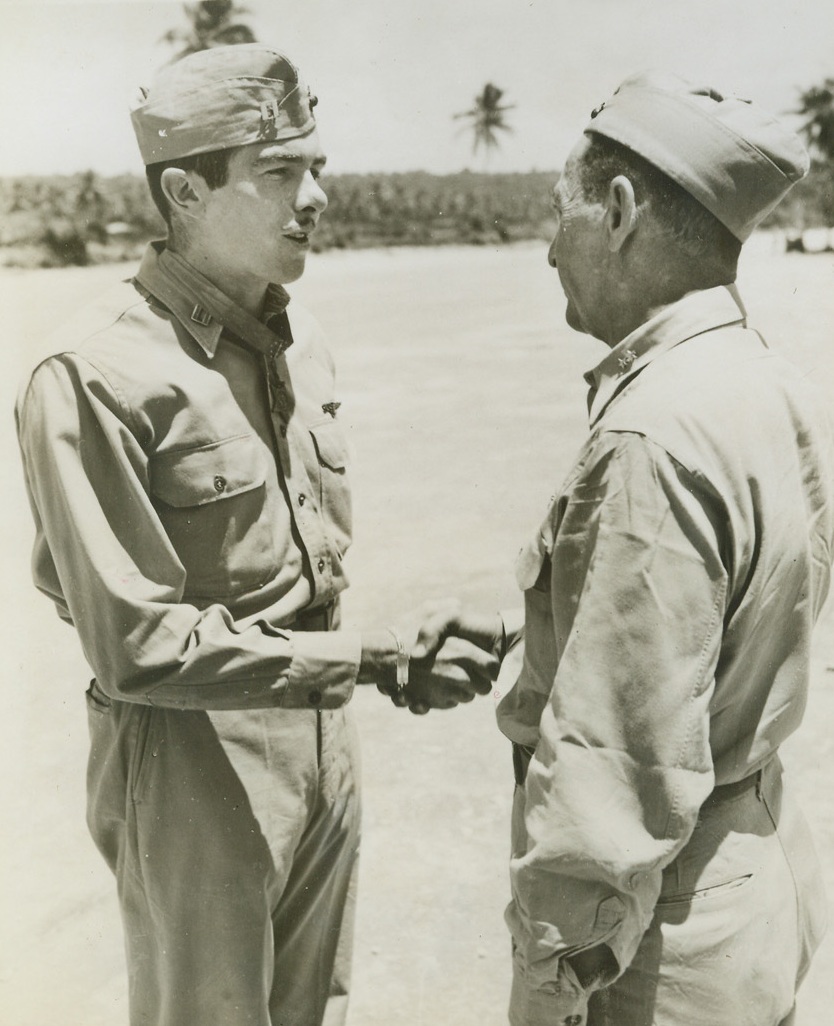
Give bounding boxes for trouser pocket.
[759,760,827,984]
[85,684,155,870]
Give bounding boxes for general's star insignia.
[617,350,636,374]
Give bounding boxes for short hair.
[575,134,742,271]
[145,148,234,227]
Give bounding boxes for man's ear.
[159,167,203,220]
[605,174,638,253]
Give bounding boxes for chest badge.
[322,401,341,418]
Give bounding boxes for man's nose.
[297,172,327,213]
[547,237,558,268]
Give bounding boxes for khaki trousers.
[86,682,361,1026]
[586,757,825,1026]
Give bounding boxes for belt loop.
[755,768,764,801]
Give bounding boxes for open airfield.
[1,239,833,1025]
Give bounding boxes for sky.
[0,0,832,178]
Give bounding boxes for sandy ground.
[1,239,833,1025]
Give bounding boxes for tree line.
[0,169,563,268]
[2,162,831,269]
[2,0,831,267]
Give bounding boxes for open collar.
[584,285,748,426]
[133,241,292,359]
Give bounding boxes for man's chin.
[565,303,585,334]
[276,253,307,285]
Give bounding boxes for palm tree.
[161,1,257,59]
[795,78,834,162]
[454,83,515,161]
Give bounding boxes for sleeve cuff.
[509,953,588,1026]
[281,629,362,709]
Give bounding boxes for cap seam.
[137,78,301,110]
[599,87,789,179]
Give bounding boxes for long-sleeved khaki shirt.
[496,285,834,1008]
[16,243,361,710]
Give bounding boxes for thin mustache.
[284,220,318,234]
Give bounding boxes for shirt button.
[213,475,226,493]
[308,689,322,705]
[317,558,326,573]
[280,425,287,438]
[298,494,305,506]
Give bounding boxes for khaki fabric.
[131,45,317,164]
[586,759,825,1026]
[17,246,365,1025]
[585,72,808,240]
[16,243,361,710]
[498,286,834,1023]
[86,683,361,1026]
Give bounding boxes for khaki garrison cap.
[131,44,317,165]
[584,71,809,241]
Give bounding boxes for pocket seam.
[656,872,753,907]
[309,421,349,471]
[150,435,267,508]
[130,706,156,804]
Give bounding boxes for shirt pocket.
[309,420,352,555]
[149,434,277,599]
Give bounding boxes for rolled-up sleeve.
[16,354,360,710]
[507,432,728,1020]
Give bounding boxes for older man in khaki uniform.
[15,45,496,1026]
[499,73,834,1026]
[428,73,834,1026]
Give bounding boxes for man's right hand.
[396,633,498,713]
[358,601,502,714]
[393,598,505,714]
[410,598,505,664]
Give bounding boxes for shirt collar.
[584,284,748,426]
[133,241,292,359]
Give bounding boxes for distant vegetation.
[6,3,824,269]
[0,165,829,269]
[0,169,562,268]
[3,67,833,269]
[454,83,516,163]
[161,0,257,60]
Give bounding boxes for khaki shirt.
[16,243,361,710]
[497,286,834,999]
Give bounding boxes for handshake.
[360,599,508,715]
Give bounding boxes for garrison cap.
[584,71,809,241]
[130,44,317,165]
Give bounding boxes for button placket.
[275,415,333,598]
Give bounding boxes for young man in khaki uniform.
[430,73,834,1026]
[16,45,496,1026]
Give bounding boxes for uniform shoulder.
[20,276,155,379]
[600,323,827,480]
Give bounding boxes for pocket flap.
[310,420,349,471]
[150,435,266,508]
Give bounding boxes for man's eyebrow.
[254,151,327,167]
